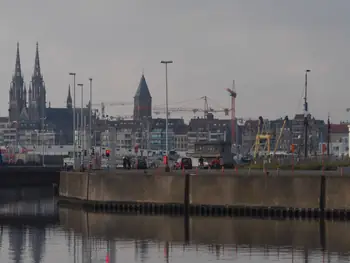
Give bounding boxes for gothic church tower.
[9,43,27,122]
[133,74,152,120]
[28,42,46,125]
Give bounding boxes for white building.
[115,128,133,149]
[18,130,55,147]
[0,122,16,145]
[174,133,188,152]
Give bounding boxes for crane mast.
[226,80,237,146]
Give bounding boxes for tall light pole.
[69,72,76,169]
[40,117,47,166]
[89,78,92,150]
[161,60,173,172]
[304,69,311,158]
[77,83,84,166]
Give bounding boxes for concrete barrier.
[190,174,320,209]
[325,176,350,210]
[59,172,88,200]
[59,171,350,215]
[60,171,186,205]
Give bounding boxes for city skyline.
[1,1,350,122]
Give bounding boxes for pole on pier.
[327,114,330,156]
[69,72,77,170]
[89,78,93,150]
[108,126,116,168]
[304,69,311,159]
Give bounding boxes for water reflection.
[1,187,350,262]
[59,208,350,262]
[0,187,57,263]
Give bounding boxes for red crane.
[226,80,237,145]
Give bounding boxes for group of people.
[198,156,224,169]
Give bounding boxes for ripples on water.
[0,187,349,262]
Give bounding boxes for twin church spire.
[9,42,46,123]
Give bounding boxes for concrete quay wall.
[59,171,185,204]
[189,174,320,209]
[0,166,60,187]
[59,170,350,211]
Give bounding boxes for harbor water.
[0,187,349,262]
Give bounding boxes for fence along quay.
[58,169,350,220]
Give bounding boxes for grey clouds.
[0,0,349,121]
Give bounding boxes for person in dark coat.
[199,156,204,167]
[127,157,131,169]
[123,156,127,169]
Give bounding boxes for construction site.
[86,75,326,161]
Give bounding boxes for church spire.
[66,85,72,109]
[14,42,22,77]
[33,42,41,77]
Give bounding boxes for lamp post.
[161,60,173,172]
[304,69,311,158]
[40,117,47,167]
[69,72,76,169]
[77,83,84,167]
[89,78,92,150]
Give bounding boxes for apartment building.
[0,117,16,145]
[187,114,231,154]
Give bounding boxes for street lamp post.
[40,117,47,167]
[69,72,76,169]
[304,69,311,158]
[89,78,92,150]
[161,60,173,172]
[77,83,84,168]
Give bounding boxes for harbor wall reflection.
[59,208,350,254]
[59,208,186,241]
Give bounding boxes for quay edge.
[0,166,60,187]
[58,170,350,220]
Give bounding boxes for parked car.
[174,157,193,170]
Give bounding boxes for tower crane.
[91,102,133,118]
[226,80,237,145]
[152,96,229,117]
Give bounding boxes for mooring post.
[184,173,190,218]
[86,172,90,201]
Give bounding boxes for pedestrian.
[127,157,131,169]
[123,156,127,169]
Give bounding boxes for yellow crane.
[253,116,271,158]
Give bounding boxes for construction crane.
[108,115,134,120]
[152,96,229,117]
[273,116,289,155]
[253,116,271,158]
[226,80,237,145]
[91,102,133,118]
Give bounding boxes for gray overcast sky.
[0,0,349,122]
